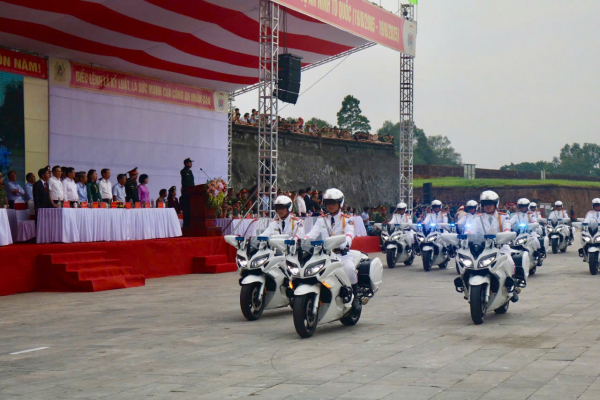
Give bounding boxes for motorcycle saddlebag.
[357,258,383,292]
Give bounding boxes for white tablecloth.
[230,219,260,239]
[6,209,30,242]
[18,220,36,242]
[36,208,182,244]
[0,209,13,246]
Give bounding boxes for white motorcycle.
[541,218,572,254]
[225,235,289,321]
[286,235,382,338]
[510,222,542,277]
[415,223,452,272]
[377,223,416,268]
[573,219,600,275]
[448,232,520,325]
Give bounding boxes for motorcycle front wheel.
[589,252,599,275]
[552,239,558,254]
[469,285,487,325]
[422,251,432,272]
[293,294,319,338]
[386,249,397,269]
[240,283,266,321]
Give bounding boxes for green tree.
[336,95,371,133]
[305,117,332,129]
[427,135,462,166]
[377,120,400,151]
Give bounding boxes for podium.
[181,184,223,237]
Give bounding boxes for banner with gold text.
[0,48,47,79]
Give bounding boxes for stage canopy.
[0,0,415,92]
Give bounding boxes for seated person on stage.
[62,167,79,206]
[112,174,127,203]
[86,169,101,203]
[98,168,112,203]
[5,171,25,208]
[48,166,65,207]
[76,172,90,203]
[167,186,181,214]
[137,174,150,205]
[156,189,167,206]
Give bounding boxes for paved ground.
[3,239,600,399]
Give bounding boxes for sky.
[234,0,600,169]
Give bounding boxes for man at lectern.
[180,158,195,228]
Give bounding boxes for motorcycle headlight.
[595,236,600,243]
[547,228,554,233]
[381,234,389,241]
[391,232,401,241]
[305,260,326,277]
[250,255,269,269]
[427,235,437,243]
[458,254,473,268]
[236,255,248,269]
[583,236,591,243]
[416,236,424,242]
[478,254,497,269]
[515,237,527,245]
[286,261,299,276]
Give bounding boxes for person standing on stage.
[125,168,139,203]
[180,158,195,228]
[98,168,112,204]
[62,168,78,206]
[137,174,150,206]
[86,169,101,203]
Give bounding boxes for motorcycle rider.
[529,202,543,220]
[466,191,520,301]
[304,188,358,307]
[388,202,415,248]
[457,200,479,233]
[584,198,600,223]
[549,201,573,241]
[528,202,546,255]
[423,200,448,231]
[260,195,305,239]
[510,198,543,256]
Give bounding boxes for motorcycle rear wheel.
[386,249,396,269]
[469,285,487,325]
[589,252,599,275]
[422,251,432,272]
[438,259,449,269]
[494,300,510,314]
[529,265,537,276]
[293,294,319,338]
[404,253,415,266]
[340,302,362,326]
[240,283,266,321]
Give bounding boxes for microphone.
[198,168,211,180]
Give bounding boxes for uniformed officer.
[457,200,479,233]
[388,202,415,248]
[466,191,521,300]
[529,202,543,220]
[125,167,139,203]
[180,158,195,228]
[304,188,358,307]
[260,196,305,239]
[423,200,448,230]
[584,198,600,223]
[510,198,542,253]
[548,201,573,241]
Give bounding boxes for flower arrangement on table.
[206,178,227,209]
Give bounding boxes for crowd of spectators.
[232,108,394,145]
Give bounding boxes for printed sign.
[0,48,47,79]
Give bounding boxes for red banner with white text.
[0,47,47,79]
[273,0,416,56]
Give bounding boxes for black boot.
[352,284,360,309]
[511,291,519,303]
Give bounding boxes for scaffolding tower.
[257,0,280,218]
[399,3,416,215]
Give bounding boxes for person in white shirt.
[510,198,541,252]
[98,168,112,203]
[48,165,65,206]
[548,201,573,241]
[457,200,479,233]
[261,196,305,239]
[295,189,307,217]
[529,202,543,220]
[388,202,414,247]
[112,174,127,203]
[423,200,448,231]
[62,167,79,205]
[584,198,600,223]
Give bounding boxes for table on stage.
[6,209,32,242]
[0,209,13,247]
[36,208,182,244]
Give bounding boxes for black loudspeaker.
[423,183,433,204]
[278,53,302,104]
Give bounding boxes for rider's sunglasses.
[323,199,338,206]
[274,204,288,210]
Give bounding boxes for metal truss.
[257,0,280,218]
[399,3,415,215]
[227,94,233,185]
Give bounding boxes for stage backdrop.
[49,86,228,200]
[0,71,25,181]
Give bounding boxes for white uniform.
[457,213,478,231]
[388,213,414,245]
[531,211,543,220]
[584,210,600,223]
[548,210,568,220]
[466,211,514,266]
[510,211,540,250]
[261,214,305,239]
[304,212,357,284]
[423,211,448,226]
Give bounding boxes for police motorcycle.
[573,219,600,275]
[540,217,572,254]
[510,222,543,276]
[225,234,290,321]
[414,222,454,271]
[447,232,520,325]
[280,235,382,338]
[376,222,416,268]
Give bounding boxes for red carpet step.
[37,251,145,292]
[193,254,237,274]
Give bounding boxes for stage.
[0,236,379,296]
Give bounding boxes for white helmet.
[480,190,500,208]
[396,202,407,210]
[431,200,442,207]
[274,195,293,212]
[592,198,600,206]
[466,200,478,208]
[554,200,563,207]
[517,198,530,208]
[323,188,344,208]
[530,202,537,208]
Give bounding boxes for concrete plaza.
[2,242,600,399]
